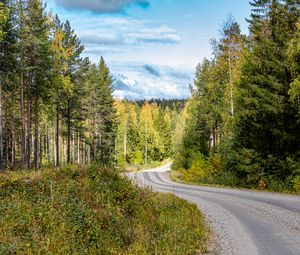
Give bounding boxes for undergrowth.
[172,153,300,194]
[0,165,206,254]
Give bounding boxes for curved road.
[127,163,300,255]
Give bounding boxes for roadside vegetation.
[0,165,207,254]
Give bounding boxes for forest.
[0,0,116,169]
[0,0,186,171]
[0,0,299,254]
[1,0,300,190]
[173,0,300,192]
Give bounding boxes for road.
[127,163,300,255]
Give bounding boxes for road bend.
[127,163,300,255]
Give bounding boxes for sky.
[45,0,252,100]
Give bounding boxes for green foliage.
[173,1,300,193]
[96,57,117,165]
[183,153,213,182]
[0,2,9,42]
[0,166,206,254]
[287,21,300,113]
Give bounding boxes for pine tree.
[26,0,51,169]
[15,0,29,168]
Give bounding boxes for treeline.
[114,100,180,168]
[0,0,116,169]
[174,0,300,192]
[135,99,186,111]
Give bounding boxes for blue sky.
[45,0,252,99]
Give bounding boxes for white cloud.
[80,33,123,45]
[64,16,182,58]
[111,62,193,99]
[55,0,149,13]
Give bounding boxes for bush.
[293,176,300,193]
[183,153,212,182]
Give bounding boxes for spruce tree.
[96,57,116,166]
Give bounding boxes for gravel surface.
[127,164,300,255]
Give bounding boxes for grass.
[0,165,207,255]
[170,170,300,195]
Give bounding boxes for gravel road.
[127,163,300,255]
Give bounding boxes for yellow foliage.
[293,176,300,193]
[258,180,267,190]
[0,2,9,42]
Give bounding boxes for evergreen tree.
[0,0,15,169]
[96,57,116,165]
[235,0,300,181]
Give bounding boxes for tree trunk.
[20,73,26,168]
[34,95,39,169]
[114,137,117,164]
[4,96,8,166]
[124,132,127,158]
[45,127,49,163]
[229,46,234,116]
[61,137,63,165]
[212,127,216,153]
[87,144,91,165]
[11,92,16,167]
[39,132,44,166]
[72,132,75,162]
[27,80,32,169]
[49,128,53,165]
[56,107,59,166]
[0,75,4,170]
[67,117,71,163]
[19,8,26,168]
[77,133,80,164]
[93,94,97,163]
[93,129,97,164]
[101,137,105,165]
[81,142,85,165]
